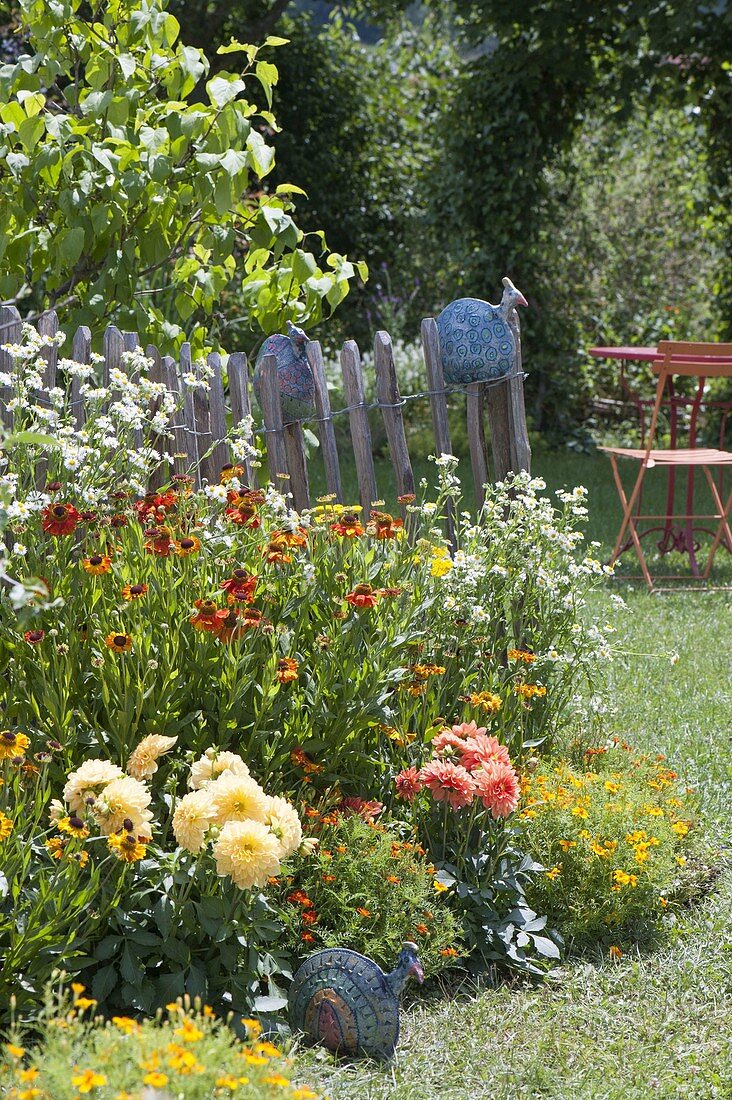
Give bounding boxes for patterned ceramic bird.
[436,276,528,385]
[288,941,424,1060]
[252,320,315,422]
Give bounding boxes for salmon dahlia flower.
[395,767,422,801]
[473,761,520,819]
[419,759,475,809]
[460,733,512,772]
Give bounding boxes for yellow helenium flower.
[0,812,12,841]
[213,820,281,890]
[0,730,30,760]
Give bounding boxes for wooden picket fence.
[0,303,531,526]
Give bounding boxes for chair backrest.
[644,341,732,455]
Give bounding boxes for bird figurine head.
[386,941,424,996]
[286,320,308,353]
[501,276,528,312]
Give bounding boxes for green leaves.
[0,0,362,355]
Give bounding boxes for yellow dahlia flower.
[263,795,302,858]
[189,748,250,790]
[213,820,281,889]
[91,776,153,835]
[63,759,125,815]
[126,733,178,779]
[172,789,214,854]
[208,772,269,826]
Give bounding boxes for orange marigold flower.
[386,875,400,884]
[24,629,45,644]
[356,907,371,918]
[287,890,313,907]
[608,945,623,960]
[277,657,299,684]
[301,910,318,926]
[332,513,364,537]
[105,632,133,653]
[290,748,322,774]
[82,554,112,575]
[42,502,80,536]
[440,947,460,957]
[190,598,220,631]
[322,873,336,883]
[414,923,429,935]
[345,583,379,610]
[301,931,315,944]
[173,536,201,556]
[121,583,148,601]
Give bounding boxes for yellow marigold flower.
[604,780,621,794]
[143,1072,169,1087]
[608,945,623,960]
[209,772,269,826]
[107,832,147,863]
[126,734,178,779]
[0,811,12,841]
[241,1018,263,1038]
[71,982,86,994]
[577,829,591,840]
[72,1069,108,1093]
[255,1041,282,1058]
[242,1051,269,1065]
[643,804,664,817]
[590,841,610,858]
[558,839,575,852]
[433,880,449,893]
[6,1043,25,1058]
[19,1067,40,1082]
[671,820,691,838]
[0,730,30,761]
[167,1045,198,1073]
[112,1016,138,1033]
[263,1074,290,1088]
[216,1075,240,1089]
[74,996,97,1010]
[174,1020,204,1043]
[545,866,561,880]
[612,869,638,888]
[675,855,687,866]
[571,805,589,819]
[291,1090,319,1100]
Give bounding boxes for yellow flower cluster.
[173,749,308,890]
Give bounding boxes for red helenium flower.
[41,503,80,537]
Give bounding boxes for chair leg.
[608,456,654,589]
[701,466,732,579]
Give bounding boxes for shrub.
[1,985,323,1099]
[278,811,460,978]
[518,741,698,948]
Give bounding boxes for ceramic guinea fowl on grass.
[288,942,425,1061]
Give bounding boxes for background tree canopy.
[0,0,729,431]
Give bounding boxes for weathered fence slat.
[35,310,59,488]
[341,340,377,520]
[485,380,513,483]
[466,382,489,510]
[70,326,91,430]
[0,305,22,429]
[307,339,342,503]
[103,325,124,390]
[227,351,258,488]
[283,421,310,513]
[146,345,169,491]
[374,331,415,509]
[179,343,201,484]
[420,317,455,545]
[198,351,228,486]
[258,353,289,497]
[161,354,187,479]
[507,310,532,474]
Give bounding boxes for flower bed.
[0,324,696,1029]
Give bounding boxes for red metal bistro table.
[589,345,732,576]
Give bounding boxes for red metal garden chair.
[600,340,732,590]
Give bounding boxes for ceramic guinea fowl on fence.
[252,319,315,422]
[288,941,424,1060]
[436,276,528,385]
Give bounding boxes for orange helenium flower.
[332,513,364,537]
[277,657,299,684]
[42,502,80,536]
[173,536,201,556]
[345,583,379,610]
[121,583,148,601]
[105,632,133,653]
[220,569,257,602]
[23,629,45,644]
[190,598,220,632]
[82,554,112,575]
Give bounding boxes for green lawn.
[294,447,732,1100]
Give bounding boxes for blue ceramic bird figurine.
[252,320,315,422]
[288,941,424,1060]
[436,276,528,385]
